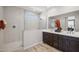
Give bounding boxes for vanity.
[43,30,79,52]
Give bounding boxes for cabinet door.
[53,34,59,49]
[62,36,70,52]
[69,38,79,52]
[43,32,53,46]
[58,35,63,51]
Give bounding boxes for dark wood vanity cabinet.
[43,32,79,52]
[58,35,64,51]
[43,32,53,46]
[52,34,59,49]
[62,36,79,52]
[62,36,70,52]
[43,32,59,48]
[69,37,79,52]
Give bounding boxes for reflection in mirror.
[48,17,55,29]
[67,16,75,31]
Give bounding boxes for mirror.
[48,10,79,31]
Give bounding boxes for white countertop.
[42,29,79,38]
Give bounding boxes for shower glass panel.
[24,11,40,30]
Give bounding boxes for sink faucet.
[67,27,74,34]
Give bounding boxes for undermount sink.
[61,31,79,38]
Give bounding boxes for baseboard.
[24,41,43,50]
[3,41,22,52]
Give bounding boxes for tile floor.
[14,43,61,52]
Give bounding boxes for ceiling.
[18,6,53,14]
[18,6,79,15]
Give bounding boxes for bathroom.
[0,6,79,52]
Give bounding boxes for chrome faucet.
[67,27,74,34]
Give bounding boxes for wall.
[3,6,24,51]
[40,11,48,29]
[0,7,3,19]
[0,6,4,51]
